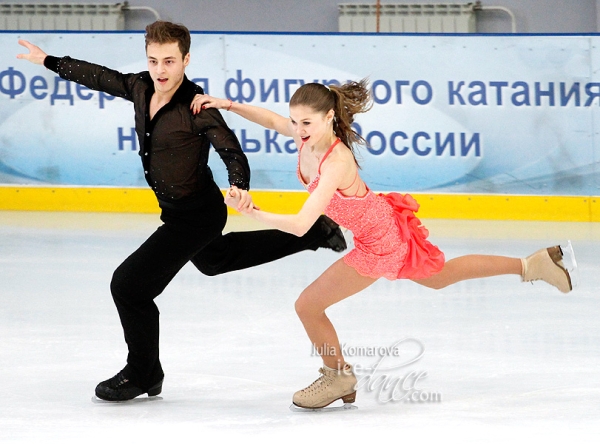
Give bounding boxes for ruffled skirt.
[343,193,445,280]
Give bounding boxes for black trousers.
[110,184,327,389]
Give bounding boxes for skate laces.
[300,368,335,395]
[110,371,130,388]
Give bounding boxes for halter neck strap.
[317,138,341,174]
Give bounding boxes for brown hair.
[145,20,191,58]
[290,79,372,164]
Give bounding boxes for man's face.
[146,41,190,96]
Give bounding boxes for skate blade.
[343,229,354,250]
[560,240,579,289]
[91,395,163,404]
[289,403,358,413]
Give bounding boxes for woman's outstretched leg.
[414,245,573,293]
[414,254,522,290]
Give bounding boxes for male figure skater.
[17,20,345,401]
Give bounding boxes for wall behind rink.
[0,31,599,220]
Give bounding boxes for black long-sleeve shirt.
[43,55,250,207]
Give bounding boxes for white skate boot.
[290,363,358,412]
[521,241,577,293]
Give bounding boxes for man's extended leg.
[191,215,346,276]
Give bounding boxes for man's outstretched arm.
[17,39,138,101]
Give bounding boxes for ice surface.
[1,212,599,442]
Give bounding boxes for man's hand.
[225,186,258,213]
[190,94,231,115]
[16,40,48,65]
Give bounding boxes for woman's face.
[289,105,334,148]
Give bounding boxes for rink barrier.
[0,186,597,221]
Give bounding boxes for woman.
[192,80,575,410]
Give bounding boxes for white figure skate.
[521,241,578,293]
[289,363,358,412]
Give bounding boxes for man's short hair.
[145,20,191,58]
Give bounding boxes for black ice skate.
[317,215,347,253]
[94,370,163,402]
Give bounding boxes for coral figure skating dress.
[298,139,445,280]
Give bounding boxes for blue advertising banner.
[0,31,598,196]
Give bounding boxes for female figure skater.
[192,80,575,410]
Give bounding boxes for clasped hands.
[226,185,258,214]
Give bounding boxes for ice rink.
[1,211,599,442]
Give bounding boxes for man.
[17,20,345,402]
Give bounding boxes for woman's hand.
[190,94,231,115]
